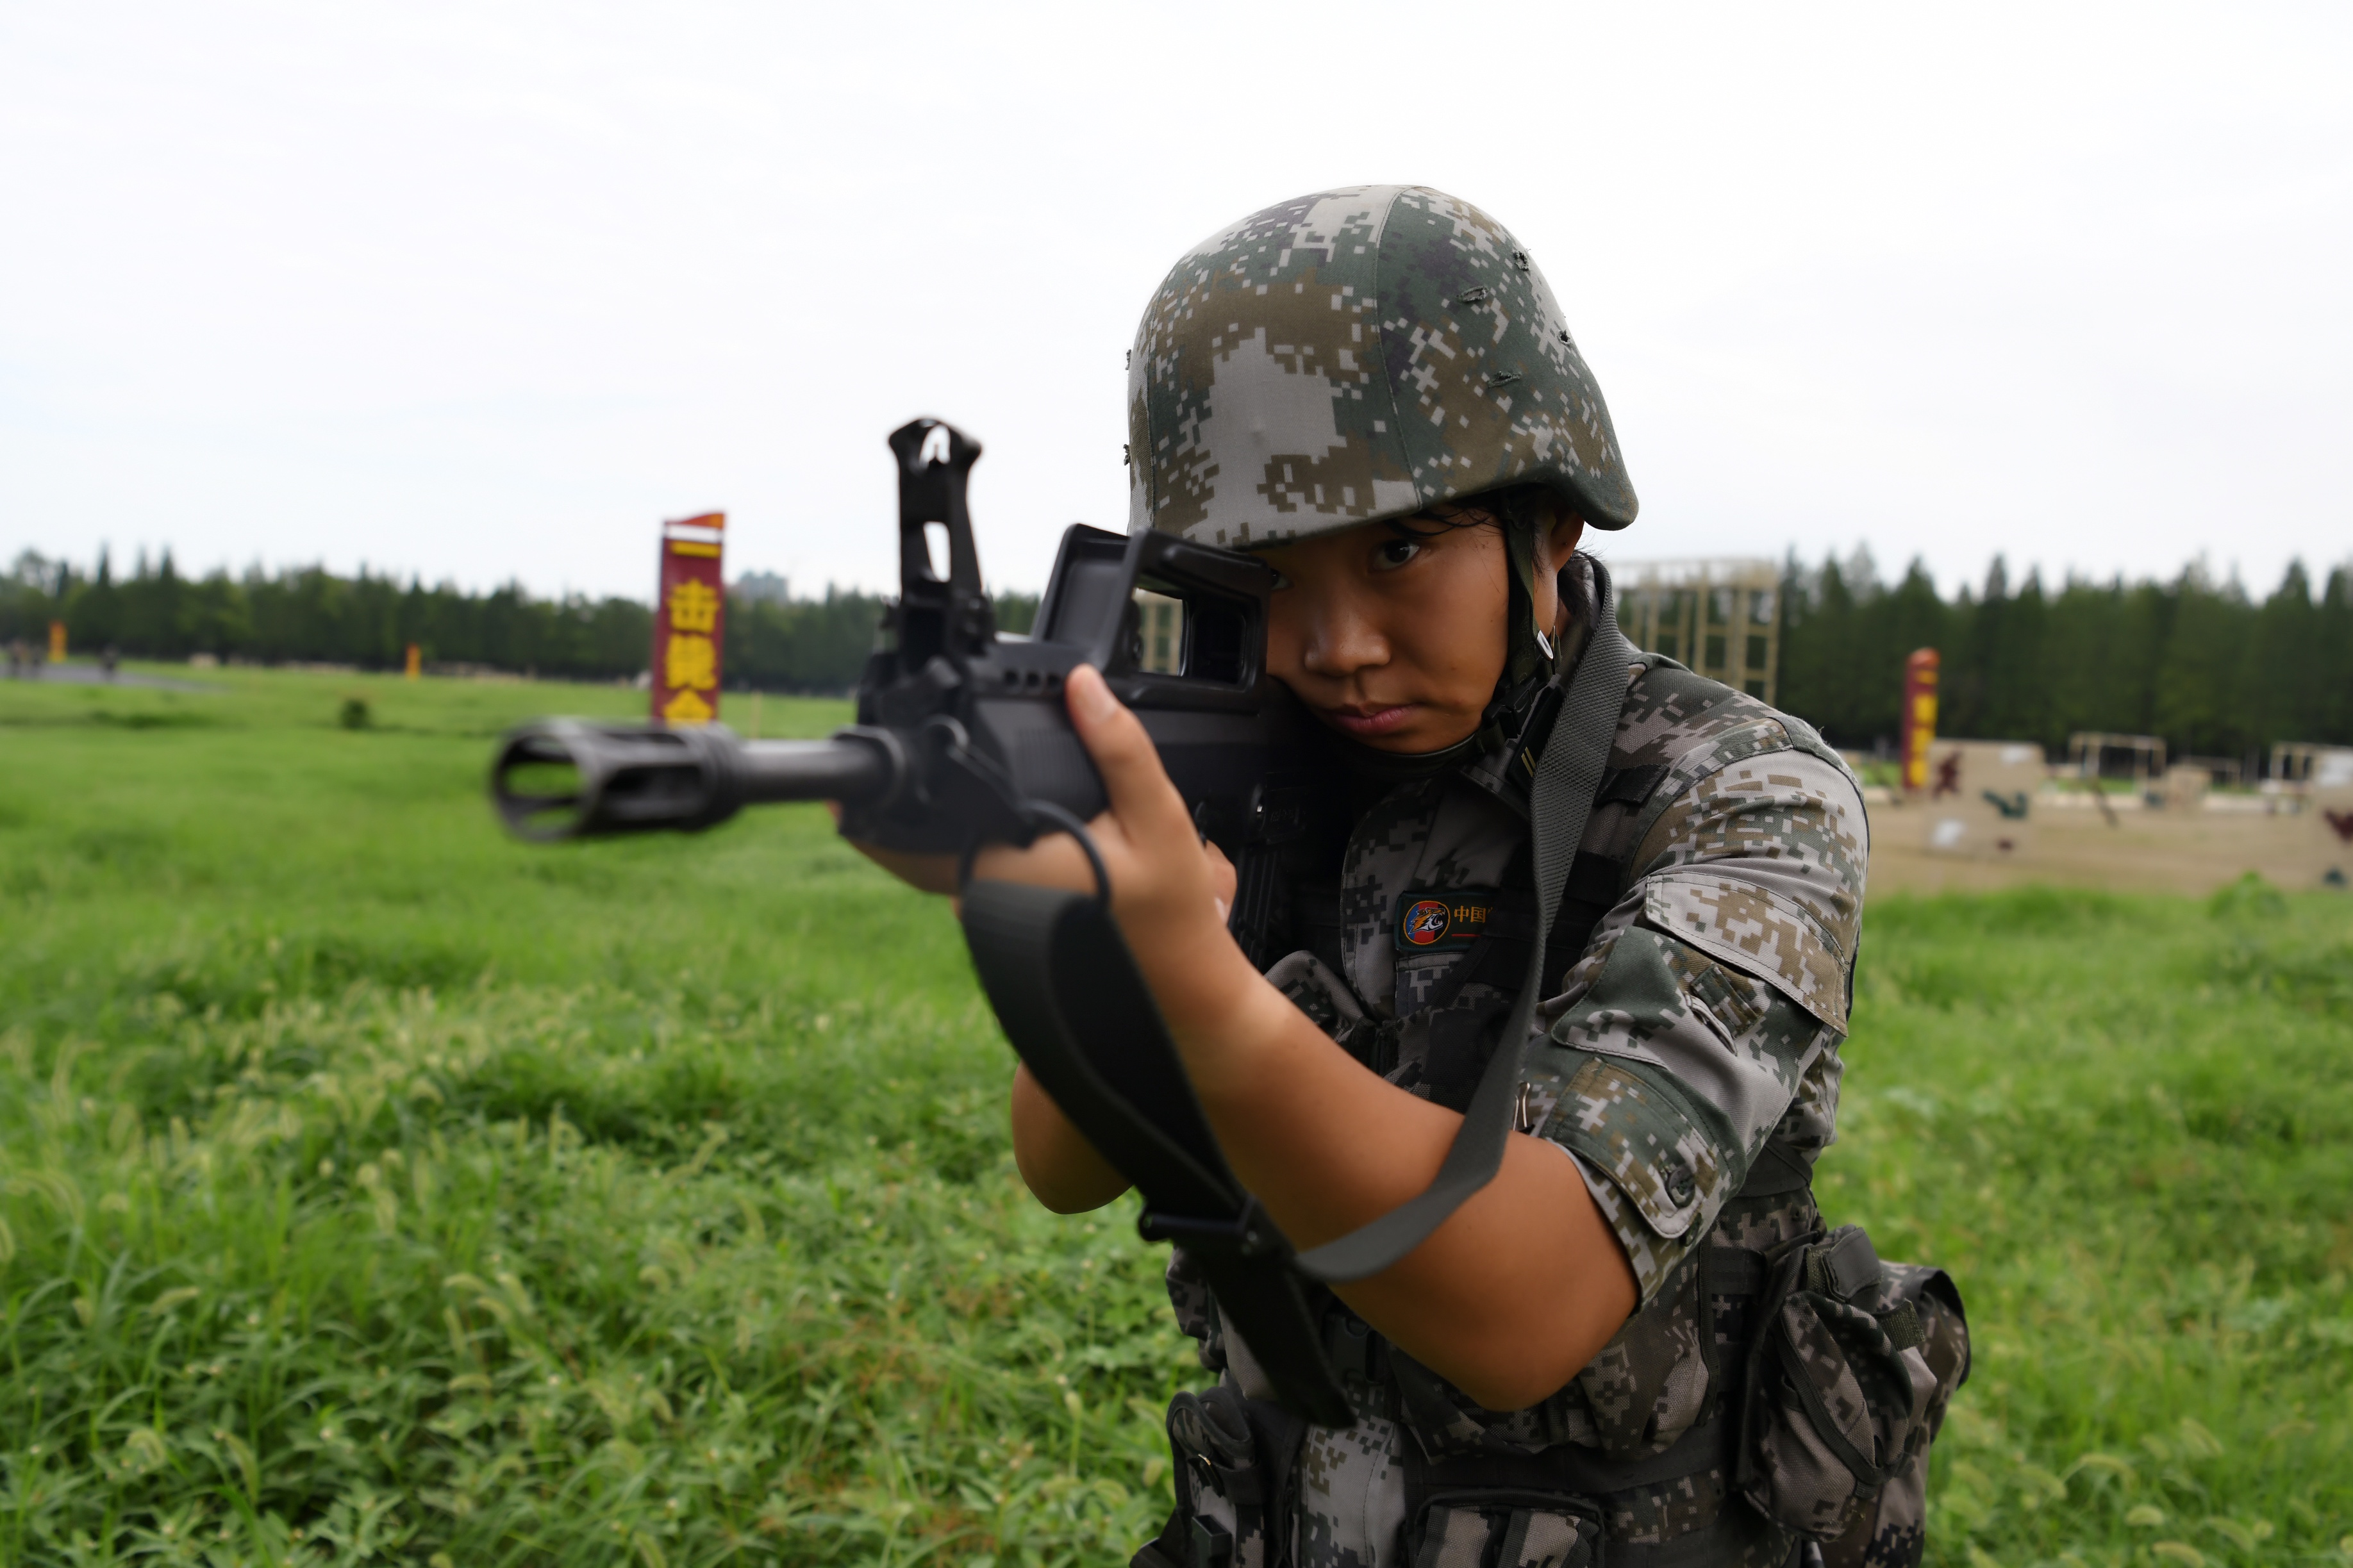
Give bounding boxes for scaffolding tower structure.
[1608,558,1782,706]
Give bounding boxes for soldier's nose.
[1301,617,1387,677]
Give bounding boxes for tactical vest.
[1133,660,1969,1568]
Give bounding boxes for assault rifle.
[492,418,1640,1426]
[491,419,1313,961]
[491,419,1358,1423]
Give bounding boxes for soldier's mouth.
[1322,703,1416,738]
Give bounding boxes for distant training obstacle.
[2161,765,2211,813]
[2068,731,2166,790]
[2307,747,2353,887]
[1915,739,2044,859]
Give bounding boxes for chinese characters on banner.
[1900,647,1940,792]
[653,513,726,725]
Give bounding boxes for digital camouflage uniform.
[1123,188,1966,1568]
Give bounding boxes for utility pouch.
[1137,1384,1306,1568]
[1737,1226,1966,1544]
[1405,1491,1599,1568]
[1819,1258,1971,1568]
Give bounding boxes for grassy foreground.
[0,666,2347,1568]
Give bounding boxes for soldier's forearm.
[1009,1062,1129,1213]
[1188,990,1637,1410]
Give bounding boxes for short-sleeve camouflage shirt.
[1528,652,1864,1304]
[1167,563,1869,1568]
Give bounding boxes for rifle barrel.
[736,736,897,804]
[490,720,895,841]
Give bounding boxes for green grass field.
[1,666,2347,1568]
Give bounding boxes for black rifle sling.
[1292,570,1636,1283]
[958,566,1632,1417]
[960,879,1357,1428]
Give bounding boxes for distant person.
[858,187,1968,1568]
[102,643,119,679]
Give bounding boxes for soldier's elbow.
[1445,1331,1608,1414]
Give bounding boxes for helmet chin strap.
[1500,499,1567,691]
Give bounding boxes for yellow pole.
[48,620,66,661]
[1901,649,1940,793]
[404,643,421,679]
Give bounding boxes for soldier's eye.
[1373,539,1424,571]
[1268,569,1292,590]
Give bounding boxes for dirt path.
[1867,799,2326,898]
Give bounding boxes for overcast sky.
[3,3,2347,603]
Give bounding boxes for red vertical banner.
[1901,647,1940,792]
[653,512,726,725]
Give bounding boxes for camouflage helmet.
[1126,185,1637,549]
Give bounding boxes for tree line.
[0,550,1038,695]
[1773,550,2353,766]
[6,546,2349,764]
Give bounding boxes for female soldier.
[874,186,1963,1568]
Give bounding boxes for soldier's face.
[1260,509,1582,754]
